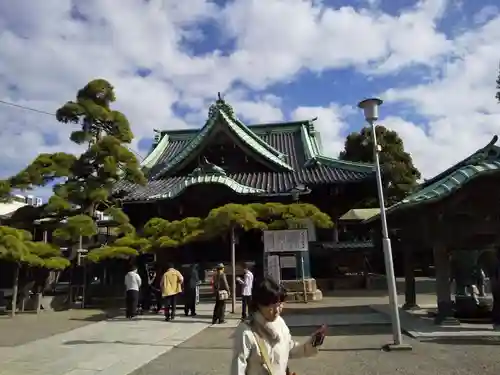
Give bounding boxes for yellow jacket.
[161,268,184,296]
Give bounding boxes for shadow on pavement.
[174,345,232,350]
[420,337,500,346]
[290,324,393,337]
[320,347,384,352]
[282,305,375,316]
[69,310,121,322]
[64,339,167,346]
[321,290,392,298]
[108,316,214,324]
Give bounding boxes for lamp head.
[358,98,383,122]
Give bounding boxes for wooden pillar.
[433,242,459,325]
[402,245,418,310]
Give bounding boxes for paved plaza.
[0,295,499,375]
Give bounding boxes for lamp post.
[291,186,308,304]
[357,98,411,351]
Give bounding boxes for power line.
[0,99,56,116]
[0,99,144,160]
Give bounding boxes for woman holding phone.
[231,277,326,375]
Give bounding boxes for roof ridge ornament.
[153,128,162,143]
[464,135,500,166]
[208,92,235,119]
[189,156,227,177]
[307,117,318,134]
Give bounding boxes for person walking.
[492,249,500,330]
[184,264,200,317]
[237,263,254,321]
[140,268,156,313]
[124,264,142,319]
[161,263,184,321]
[212,263,230,324]
[231,277,326,375]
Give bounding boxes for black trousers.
[492,290,500,325]
[212,298,226,324]
[140,286,151,311]
[125,290,139,318]
[242,295,252,319]
[154,289,162,312]
[184,289,197,315]
[163,294,177,320]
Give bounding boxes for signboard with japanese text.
[263,229,309,253]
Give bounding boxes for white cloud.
[221,0,452,84]
[473,5,499,25]
[291,104,353,155]
[0,0,500,201]
[383,14,500,177]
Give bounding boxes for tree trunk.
[403,246,418,310]
[433,244,459,325]
[11,264,19,317]
[230,226,236,314]
[68,264,74,308]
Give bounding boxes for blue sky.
[0,0,500,200]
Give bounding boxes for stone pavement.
[0,298,392,375]
[0,303,219,375]
[0,309,116,347]
[5,290,498,375]
[371,303,500,339]
[130,324,500,375]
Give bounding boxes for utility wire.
[0,99,145,160]
[0,99,56,116]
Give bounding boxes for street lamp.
[357,98,411,351]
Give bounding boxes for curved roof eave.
[150,118,215,179]
[141,133,170,169]
[305,155,375,173]
[147,175,266,201]
[219,111,294,171]
[363,160,500,224]
[151,107,294,179]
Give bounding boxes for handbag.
[218,290,229,300]
[216,273,229,301]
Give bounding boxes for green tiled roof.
[364,136,500,223]
[118,98,377,202]
[148,98,294,179]
[300,124,375,173]
[148,174,265,200]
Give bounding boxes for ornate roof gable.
[145,94,294,179]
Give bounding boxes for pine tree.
[4,79,146,259]
[0,226,69,316]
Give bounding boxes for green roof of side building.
[364,135,500,223]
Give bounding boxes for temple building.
[365,135,500,323]
[116,96,378,297]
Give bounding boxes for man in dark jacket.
[184,264,200,316]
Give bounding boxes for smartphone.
[311,325,327,347]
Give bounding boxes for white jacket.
[230,312,318,375]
